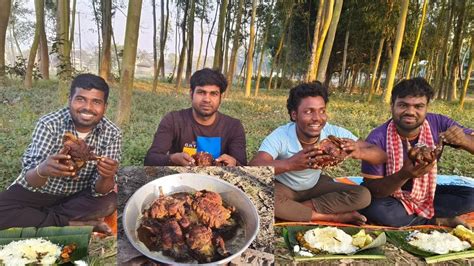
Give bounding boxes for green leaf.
[0,226,93,263]
[283,226,387,260]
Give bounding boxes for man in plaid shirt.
[0,74,121,233]
[361,78,474,227]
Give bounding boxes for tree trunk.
[226,0,244,90]
[92,0,101,71]
[185,0,195,84]
[309,0,334,81]
[57,0,73,102]
[255,1,274,96]
[382,0,409,104]
[406,0,428,78]
[24,0,42,88]
[268,2,293,90]
[175,0,189,91]
[213,0,228,71]
[434,1,453,99]
[244,0,257,97]
[368,36,384,102]
[447,0,466,101]
[0,0,11,81]
[100,0,112,82]
[116,0,143,127]
[459,40,473,109]
[306,0,325,82]
[11,23,23,59]
[223,1,233,75]
[203,2,219,68]
[157,0,168,78]
[340,29,349,88]
[112,28,121,78]
[152,0,158,92]
[317,0,343,83]
[195,0,206,70]
[37,0,49,80]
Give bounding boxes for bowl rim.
[122,172,261,266]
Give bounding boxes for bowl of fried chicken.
[122,173,260,265]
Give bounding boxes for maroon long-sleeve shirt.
[144,108,247,166]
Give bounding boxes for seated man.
[250,82,387,224]
[0,74,121,233]
[144,68,246,166]
[361,78,474,227]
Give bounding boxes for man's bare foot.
[69,220,113,235]
[435,216,470,229]
[310,211,367,225]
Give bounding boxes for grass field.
[1,79,473,189]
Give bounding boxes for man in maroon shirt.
[144,68,247,166]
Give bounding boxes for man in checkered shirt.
[361,78,474,227]
[0,74,121,234]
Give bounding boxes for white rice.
[0,238,62,266]
[408,231,471,254]
[303,227,358,254]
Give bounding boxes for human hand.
[37,150,76,178]
[400,158,435,180]
[170,152,195,166]
[97,157,118,180]
[287,145,322,171]
[440,125,467,146]
[340,138,362,159]
[215,154,237,166]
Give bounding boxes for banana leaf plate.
[0,226,93,263]
[283,225,387,261]
[386,230,474,264]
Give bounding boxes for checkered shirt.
[12,107,122,196]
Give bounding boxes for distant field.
[1,79,473,189]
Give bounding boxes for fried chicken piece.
[192,152,215,166]
[186,225,215,259]
[407,142,443,164]
[146,194,190,220]
[192,190,233,228]
[312,135,349,169]
[59,132,100,172]
[161,220,186,250]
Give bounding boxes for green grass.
[1,79,473,189]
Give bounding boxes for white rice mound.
[408,231,471,254]
[303,227,358,254]
[0,238,62,266]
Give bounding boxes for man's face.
[69,88,107,132]
[391,95,428,132]
[291,96,327,139]
[190,85,222,118]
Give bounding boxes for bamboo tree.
[196,0,206,70]
[226,0,244,90]
[340,28,349,87]
[309,0,334,81]
[100,0,112,81]
[203,1,219,68]
[223,1,233,75]
[255,0,274,96]
[268,1,293,90]
[317,0,343,82]
[213,0,228,71]
[24,0,43,89]
[447,0,466,101]
[116,0,143,127]
[368,36,385,102]
[152,0,158,92]
[406,0,428,78]
[245,0,257,97]
[434,1,453,99]
[459,40,473,109]
[306,0,325,82]
[37,0,49,80]
[57,0,74,102]
[158,0,169,78]
[185,0,196,83]
[382,0,409,104]
[0,0,11,81]
[175,0,189,91]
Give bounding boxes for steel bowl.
[123,173,260,265]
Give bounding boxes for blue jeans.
[360,185,474,227]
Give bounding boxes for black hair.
[190,68,228,94]
[286,82,329,121]
[70,74,110,103]
[391,77,434,104]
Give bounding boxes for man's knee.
[350,186,371,210]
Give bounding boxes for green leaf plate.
[283,225,387,261]
[0,226,93,263]
[386,230,474,263]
